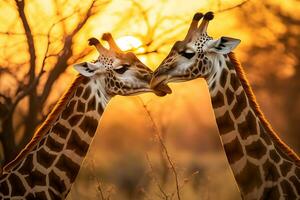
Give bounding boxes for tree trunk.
[0,114,16,166]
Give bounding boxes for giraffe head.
[151,12,240,89]
[74,33,171,96]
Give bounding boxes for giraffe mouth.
[153,83,172,96]
[150,74,172,96]
[124,86,171,97]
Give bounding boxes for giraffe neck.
[0,75,111,199]
[207,53,300,199]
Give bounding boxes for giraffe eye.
[114,64,130,74]
[179,50,195,59]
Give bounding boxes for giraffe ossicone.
[151,11,300,199]
[0,33,171,199]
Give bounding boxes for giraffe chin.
[153,84,172,96]
[150,75,172,96]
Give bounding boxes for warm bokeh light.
[116,35,147,63]
[116,36,143,51]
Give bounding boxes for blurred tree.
[0,0,110,165]
[236,0,300,153]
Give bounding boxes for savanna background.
[0,0,299,199]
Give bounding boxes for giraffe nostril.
[155,67,168,76]
[143,74,151,81]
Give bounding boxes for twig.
[137,97,181,200]
[0,31,49,37]
[216,0,250,13]
[0,93,11,103]
[178,170,200,191]
[146,154,169,200]
[11,66,45,113]
[89,159,106,200]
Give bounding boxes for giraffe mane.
[2,75,88,172]
[228,52,300,166]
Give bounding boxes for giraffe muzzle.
[150,73,172,96]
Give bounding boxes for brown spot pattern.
[18,153,34,174]
[61,100,76,119]
[35,191,48,199]
[46,136,64,152]
[87,96,96,112]
[231,92,247,118]
[295,168,300,177]
[261,186,280,200]
[211,91,225,108]
[269,149,281,163]
[36,148,56,168]
[76,86,84,97]
[220,68,229,88]
[276,146,294,163]
[263,159,280,182]
[68,114,82,126]
[280,161,293,177]
[260,124,272,145]
[245,139,267,159]
[48,171,66,194]
[223,137,244,164]
[77,100,85,113]
[66,130,89,157]
[226,60,235,70]
[79,116,98,137]
[216,111,235,135]
[98,103,104,115]
[226,89,234,105]
[280,180,296,199]
[230,73,240,91]
[82,77,90,84]
[238,111,258,140]
[52,123,69,139]
[25,193,35,199]
[82,86,91,100]
[0,180,9,196]
[56,154,80,182]
[49,189,61,199]
[25,170,46,187]
[289,176,300,195]
[235,161,262,194]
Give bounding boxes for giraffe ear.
[74,62,101,77]
[207,37,241,54]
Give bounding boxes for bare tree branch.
[216,0,251,13]
[39,0,109,106]
[11,67,45,113]
[15,0,37,85]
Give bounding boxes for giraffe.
[0,32,171,200]
[151,12,300,199]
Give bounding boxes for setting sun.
[116,36,142,51]
[116,36,147,63]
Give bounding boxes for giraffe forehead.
[190,33,213,52]
[96,55,114,69]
